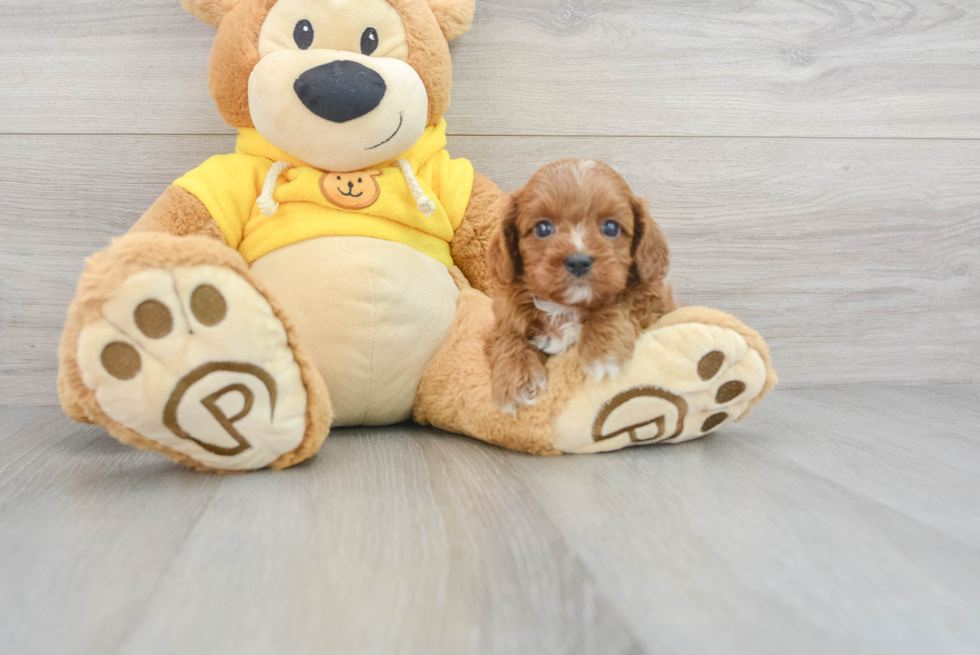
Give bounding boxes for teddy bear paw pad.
[553,322,768,454]
[76,266,308,470]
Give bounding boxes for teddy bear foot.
[553,307,778,454]
[60,235,331,472]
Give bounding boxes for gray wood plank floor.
[1,386,978,655]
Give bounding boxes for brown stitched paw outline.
[591,350,752,445]
[557,322,771,454]
[163,362,278,457]
[76,265,311,471]
[592,386,688,444]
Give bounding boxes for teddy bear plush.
[56,0,778,472]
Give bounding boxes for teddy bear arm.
[450,171,506,295]
[129,186,227,243]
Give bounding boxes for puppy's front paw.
[582,356,623,382]
[580,339,635,382]
[492,354,548,416]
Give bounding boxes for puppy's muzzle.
[565,254,594,278]
[294,61,387,123]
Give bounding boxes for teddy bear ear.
[180,0,239,28]
[427,0,476,41]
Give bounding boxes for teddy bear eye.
[361,27,379,56]
[602,220,622,238]
[294,20,314,50]
[534,221,555,239]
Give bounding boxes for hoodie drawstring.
[394,159,437,218]
[258,161,292,217]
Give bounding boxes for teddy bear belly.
[249,236,460,426]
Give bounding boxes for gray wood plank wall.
[1,0,978,405]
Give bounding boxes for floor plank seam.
[429,437,649,652]
[106,480,225,655]
[738,437,980,554]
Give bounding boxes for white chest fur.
[532,297,583,356]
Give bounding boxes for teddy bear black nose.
[294,61,387,124]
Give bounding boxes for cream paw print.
[75,266,309,471]
[554,318,771,454]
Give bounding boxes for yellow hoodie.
[174,119,474,267]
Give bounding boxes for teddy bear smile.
[367,113,404,151]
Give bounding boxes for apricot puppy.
[487,159,676,414]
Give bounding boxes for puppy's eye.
[361,27,379,55]
[294,20,314,50]
[602,220,622,238]
[534,221,555,239]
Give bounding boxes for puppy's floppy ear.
[180,0,239,28]
[428,0,476,40]
[628,196,670,286]
[488,192,525,285]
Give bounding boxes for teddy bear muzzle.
[294,60,388,124]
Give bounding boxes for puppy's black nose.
[565,254,594,278]
[294,61,386,123]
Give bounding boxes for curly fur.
[487,159,676,411]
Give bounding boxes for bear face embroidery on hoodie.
[320,171,383,210]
